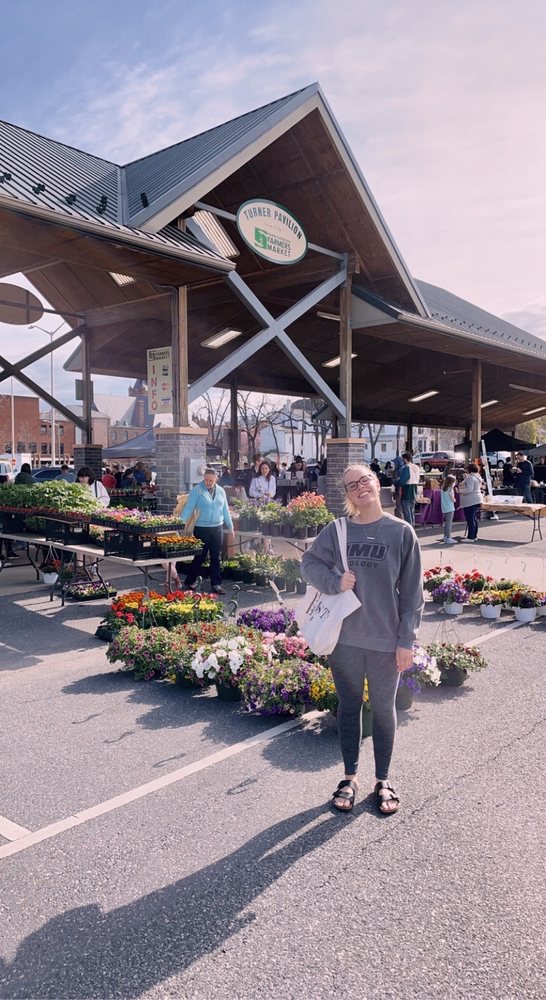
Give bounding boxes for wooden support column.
[471,359,482,458]
[339,273,352,437]
[406,422,413,453]
[229,380,238,476]
[171,286,189,427]
[81,332,92,444]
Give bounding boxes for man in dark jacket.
[514,452,534,503]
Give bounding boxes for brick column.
[325,438,366,515]
[155,427,208,514]
[73,445,103,481]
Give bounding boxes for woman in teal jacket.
[180,468,234,594]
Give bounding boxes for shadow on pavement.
[0,805,366,999]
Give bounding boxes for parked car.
[413,451,465,473]
[32,466,65,481]
[485,451,511,468]
[0,460,15,482]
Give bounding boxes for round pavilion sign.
[236,199,307,265]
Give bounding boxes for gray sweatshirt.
[301,515,424,652]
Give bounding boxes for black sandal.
[374,780,400,815]
[332,780,358,812]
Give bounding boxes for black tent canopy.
[455,428,536,453]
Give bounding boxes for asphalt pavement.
[0,562,545,999]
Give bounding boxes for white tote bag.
[294,518,361,656]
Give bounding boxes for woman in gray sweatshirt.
[301,463,424,815]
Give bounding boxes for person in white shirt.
[76,466,111,508]
[249,461,276,502]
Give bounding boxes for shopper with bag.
[301,464,423,815]
[180,468,234,594]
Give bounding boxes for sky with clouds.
[1,0,546,406]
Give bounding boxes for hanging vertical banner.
[147,347,173,413]
[480,439,494,498]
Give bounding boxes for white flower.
[206,652,219,670]
[228,652,243,673]
[227,638,240,650]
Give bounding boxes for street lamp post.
[29,322,67,465]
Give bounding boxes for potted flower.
[191,633,267,701]
[469,590,504,620]
[282,558,303,594]
[423,565,455,602]
[507,589,541,623]
[237,607,295,633]
[426,642,488,686]
[39,556,61,585]
[459,569,495,593]
[286,493,332,538]
[106,625,189,681]
[537,593,546,617]
[431,579,469,615]
[239,656,325,716]
[396,644,441,710]
[257,502,284,537]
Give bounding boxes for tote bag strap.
[333,517,350,573]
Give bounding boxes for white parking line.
[0,816,31,841]
[467,620,523,645]
[0,711,321,860]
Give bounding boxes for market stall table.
[0,530,192,605]
[480,500,546,542]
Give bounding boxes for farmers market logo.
[347,542,389,567]
[236,199,307,265]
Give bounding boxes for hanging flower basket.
[395,685,414,711]
[514,607,537,623]
[480,604,501,620]
[445,602,464,616]
[41,571,58,585]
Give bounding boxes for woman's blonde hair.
[341,463,378,517]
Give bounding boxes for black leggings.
[184,525,223,588]
[328,644,400,779]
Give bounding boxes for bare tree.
[366,422,384,459]
[191,390,230,450]
[237,392,273,464]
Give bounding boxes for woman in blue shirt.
[180,468,234,594]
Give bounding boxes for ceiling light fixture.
[317,311,341,322]
[322,353,357,368]
[201,328,243,349]
[522,406,546,415]
[480,399,498,409]
[408,390,439,403]
[508,383,545,394]
[110,273,136,287]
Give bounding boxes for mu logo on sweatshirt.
[347,542,389,567]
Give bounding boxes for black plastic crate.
[43,517,91,545]
[103,529,160,561]
[0,511,31,534]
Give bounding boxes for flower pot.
[480,604,502,620]
[294,526,308,539]
[231,569,243,582]
[273,576,286,591]
[440,666,468,687]
[41,572,58,585]
[537,605,546,617]
[269,523,281,537]
[247,516,259,532]
[94,624,113,642]
[295,580,307,595]
[284,581,296,594]
[514,607,537,623]
[261,524,272,536]
[282,523,294,538]
[215,681,242,702]
[445,602,464,616]
[254,572,267,587]
[176,674,200,689]
[306,525,317,537]
[242,571,254,584]
[238,516,250,532]
[361,705,372,739]
[395,685,414,711]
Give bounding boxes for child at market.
[440,474,457,545]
